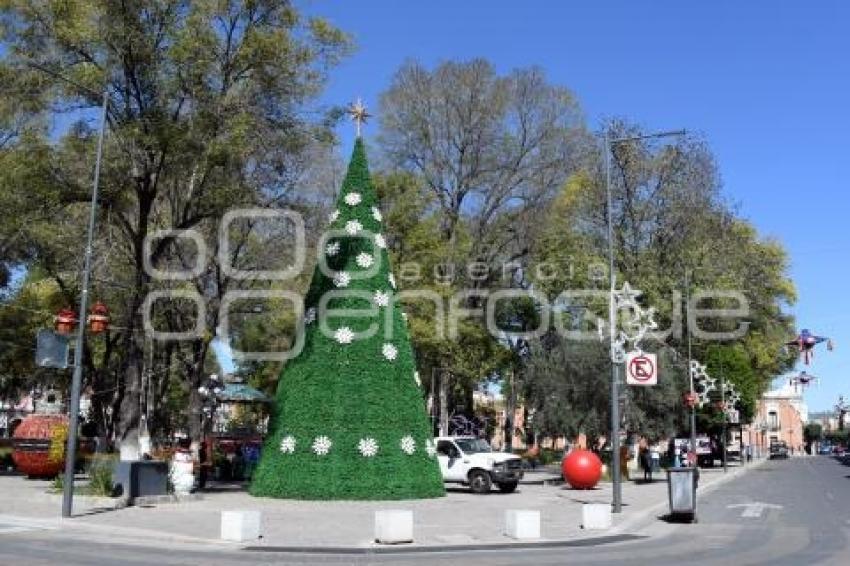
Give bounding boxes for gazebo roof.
[215,383,270,403]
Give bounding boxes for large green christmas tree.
[250,137,445,500]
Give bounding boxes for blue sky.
[309,1,848,411]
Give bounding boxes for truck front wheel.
[497,481,518,493]
[469,470,492,494]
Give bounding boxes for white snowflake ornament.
[335,327,354,344]
[372,207,382,221]
[374,290,390,307]
[326,241,340,257]
[304,307,316,325]
[280,435,296,454]
[358,437,379,457]
[400,436,416,455]
[375,234,386,249]
[382,343,398,361]
[344,192,362,206]
[328,209,339,222]
[333,271,351,288]
[356,252,374,269]
[312,436,332,456]
[345,220,362,235]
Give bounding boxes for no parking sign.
[626,351,657,386]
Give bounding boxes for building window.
[768,411,779,432]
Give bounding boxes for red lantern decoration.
[11,414,69,478]
[88,301,109,334]
[683,391,698,408]
[54,308,77,335]
[562,449,603,489]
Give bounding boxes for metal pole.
[605,132,622,513]
[721,363,727,473]
[685,270,697,465]
[605,127,684,511]
[62,89,108,518]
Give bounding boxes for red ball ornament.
[12,414,68,478]
[562,449,603,489]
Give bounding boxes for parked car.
[769,441,789,459]
[434,436,524,494]
[695,436,714,467]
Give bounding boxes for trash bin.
[667,467,698,522]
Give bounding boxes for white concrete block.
[504,509,540,540]
[582,503,612,530]
[221,510,262,542]
[374,510,413,544]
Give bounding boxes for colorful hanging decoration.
[789,371,819,391]
[786,329,833,365]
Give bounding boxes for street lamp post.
[721,362,728,473]
[26,62,111,518]
[605,128,685,513]
[685,269,697,466]
[62,89,108,518]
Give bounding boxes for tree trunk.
[504,368,515,452]
[438,371,449,436]
[116,332,144,460]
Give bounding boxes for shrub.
[86,455,117,497]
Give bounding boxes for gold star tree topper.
[348,98,371,137]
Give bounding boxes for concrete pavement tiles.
[0,458,771,549]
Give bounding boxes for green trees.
[523,123,796,441]
[0,0,350,444]
[250,140,444,500]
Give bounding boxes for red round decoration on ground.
[562,449,603,489]
[12,414,68,478]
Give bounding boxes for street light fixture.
[605,127,685,513]
[25,61,110,518]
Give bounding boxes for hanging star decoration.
[623,305,659,348]
[348,97,371,137]
[689,360,717,408]
[614,282,642,310]
[785,328,833,365]
[724,384,741,413]
[790,371,819,391]
[601,282,658,363]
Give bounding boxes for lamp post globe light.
[604,128,685,513]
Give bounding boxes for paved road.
[2,456,849,565]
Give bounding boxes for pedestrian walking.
[639,444,652,482]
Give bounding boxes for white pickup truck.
[434,436,524,494]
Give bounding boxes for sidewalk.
[0,458,768,550]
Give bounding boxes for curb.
[243,534,646,554]
[39,491,128,511]
[519,476,563,486]
[133,493,204,506]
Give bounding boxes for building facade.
[746,383,807,455]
